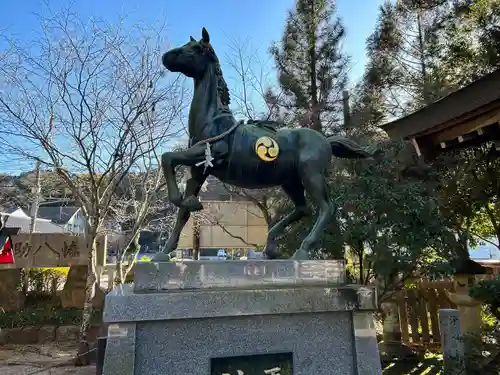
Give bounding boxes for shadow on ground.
[382,356,443,375]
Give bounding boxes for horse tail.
[327,135,380,159]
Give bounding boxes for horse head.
[162,27,216,79]
[162,27,230,107]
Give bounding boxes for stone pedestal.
[102,260,382,375]
[446,275,482,336]
[0,269,25,311]
[445,292,482,335]
[379,295,417,360]
[59,265,105,309]
[439,309,466,375]
[59,265,88,308]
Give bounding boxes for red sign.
[0,235,15,264]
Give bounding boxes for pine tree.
[430,0,500,86]
[269,0,349,134]
[363,0,449,118]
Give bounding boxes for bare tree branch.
[0,6,186,361]
[214,219,259,248]
[224,37,284,122]
[221,38,290,230]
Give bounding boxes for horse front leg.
[152,169,207,261]
[161,144,208,212]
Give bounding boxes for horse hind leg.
[264,180,311,259]
[292,170,333,260]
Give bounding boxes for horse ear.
[201,27,210,43]
[190,36,196,42]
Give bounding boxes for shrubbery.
[469,276,500,321]
[0,307,101,328]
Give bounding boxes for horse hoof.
[181,196,204,212]
[264,241,279,259]
[152,252,171,262]
[264,248,279,259]
[291,249,309,260]
[171,197,183,208]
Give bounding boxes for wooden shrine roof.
[380,69,500,157]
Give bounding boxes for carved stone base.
[0,269,25,311]
[59,265,105,309]
[103,260,383,375]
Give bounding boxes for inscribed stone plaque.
[134,260,346,292]
[210,352,293,375]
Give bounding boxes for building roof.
[39,199,80,207]
[380,68,500,140]
[3,207,27,216]
[3,214,65,233]
[37,206,80,224]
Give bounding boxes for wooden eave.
[380,69,500,141]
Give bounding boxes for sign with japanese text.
[211,352,293,375]
[0,233,106,269]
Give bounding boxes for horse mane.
[214,62,230,109]
[207,47,230,110]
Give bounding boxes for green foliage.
[0,170,69,211]
[430,146,500,259]
[481,305,498,328]
[363,0,449,118]
[276,139,455,287]
[333,141,454,284]
[419,259,456,279]
[431,0,500,86]
[0,307,101,328]
[341,0,500,291]
[463,328,500,375]
[269,0,349,133]
[469,276,500,320]
[21,267,69,296]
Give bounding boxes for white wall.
[64,210,86,234]
[8,208,29,217]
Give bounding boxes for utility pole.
[29,161,41,234]
[22,160,41,294]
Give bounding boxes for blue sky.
[0,0,384,174]
[1,0,384,83]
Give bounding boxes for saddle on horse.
[245,119,280,133]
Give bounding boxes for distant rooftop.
[2,213,65,233]
[1,207,25,215]
[37,206,80,224]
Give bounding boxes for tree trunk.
[117,232,141,284]
[355,240,365,284]
[75,230,98,366]
[342,90,350,128]
[116,259,123,286]
[416,8,430,104]
[307,1,321,132]
[192,214,200,260]
[455,232,471,261]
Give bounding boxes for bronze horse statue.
[153,27,378,261]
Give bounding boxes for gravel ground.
[0,343,96,375]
